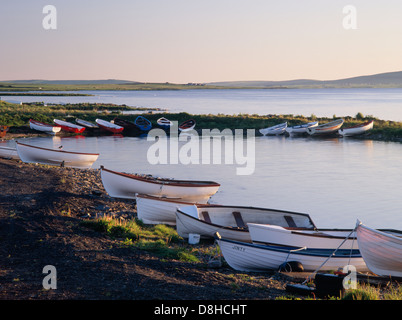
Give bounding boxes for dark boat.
[135,116,152,132]
[179,119,196,132]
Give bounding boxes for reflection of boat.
[179,119,196,132]
[134,116,152,131]
[29,119,61,135]
[157,117,173,129]
[286,121,318,135]
[54,119,85,133]
[216,235,369,272]
[16,141,99,168]
[75,118,99,129]
[175,204,315,241]
[307,119,344,136]
[0,146,19,159]
[100,166,220,203]
[259,122,287,136]
[0,125,9,138]
[356,220,402,278]
[248,223,358,250]
[338,120,374,137]
[95,118,124,134]
[136,194,204,225]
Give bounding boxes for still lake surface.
[3,88,402,230]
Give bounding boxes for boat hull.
[259,122,287,136]
[356,221,402,278]
[307,119,344,136]
[100,167,220,202]
[179,119,196,132]
[217,237,368,272]
[16,141,99,168]
[54,119,85,133]
[95,119,124,133]
[339,120,374,137]
[286,121,318,134]
[0,146,19,160]
[29,119,61,135]
[175,204,316,241]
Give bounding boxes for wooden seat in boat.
[232,211,246,228]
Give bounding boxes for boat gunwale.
[16,141,100,156]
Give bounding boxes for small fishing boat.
[338,120,374,137]
[175,204,316,241]
[29,119,61,135]
[307,119,344,136]
[95,118,124,134]
[356,220,402,278]
[216,235,368,272]
[16,141,99,168]
[179,119,196,132]
[0,146,19,159]
[75,118,99,129]
[286,121,318,135]
[136,194,205,225]
[54,119,85,133]
[248,223,359,250]
[259,122,287,136]
[134,116,152,132]
[157,117,173,129]
[100,166,220,203]
[0,125,9,138]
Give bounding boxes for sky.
[1,0,402,83]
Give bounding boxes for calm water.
[4,135,402,230]
[4,88,402,121]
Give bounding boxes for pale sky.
[1,0,402,83]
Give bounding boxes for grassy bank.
[1,100,402,141]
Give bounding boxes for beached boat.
[134,116,152,131]
[0,146,19,160]
[338,120,374,137]
[175,204,316,242]
[157,117,173,129]
[179,119,196,132]
[136,194,206,225]
[286,121,318,135]
[95,118,124,134]
[248,223,359,250]
[356,220,402,278]
[259,122,287,136]
[100,166,220,202]
[29,119,61,135]
[0,125,9,138]
[16,141,99,168]
[307,119,344,136]
[215,235,369,272]
[54,119,85,134]
[75,118,99,129]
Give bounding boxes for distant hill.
[208,71,402,88]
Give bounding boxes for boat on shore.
[338,120,374,137]
[356,220,402,278]
[259,122,287,136]
[95,118,124,134]
[157,117,173,129]
[29,119,61,135]
[286,121,318,135]
[16,141,99,168]
[175,204,316,241]
[134,116,152,132]
[215,235,369,272]
[179,119,196,132]
[54,119,85,134]
[0,146,19,159]
[307,119,344,136]
[75,118,99,129]
[100,166,220,202]
[248,223,359,250]
[136,194,205,225]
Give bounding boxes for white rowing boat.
[29,119,61,135]
[307,119,344,136]
[286,121,318,135]
[216,235,369,272]
[248,223,359,250]
[356,220,402,278]
[54,119,85,133]
[175,204,316,242]
[179,119,196,132]
[100,166,220,202]
[95,118,124,134]
[16,141,99,168]
[259,122,287,136]
[136,194,206,225]
[75,118,99,129]
[338,120,374,137]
